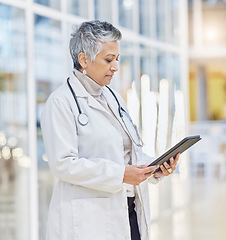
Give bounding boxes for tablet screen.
[148,135,201,168]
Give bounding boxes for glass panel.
[157,52,167,82]
[35,0,61,10]
[140,45,158,91]
[156,0,166,41]
[67,0,89,18]
[156,0,180,44]
[157,53,181,89]
[0,4,30,240]
[169,0,179,44]
[157,53,181,142]
[116,41,135,98]
[118,0,135,30]
[94,0,113,22]
[34,15,64,239]
[139,0,151,37]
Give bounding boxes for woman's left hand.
[153,153,180,178]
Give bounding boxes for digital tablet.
[148,135,201,173]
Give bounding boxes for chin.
[104,80,111,86]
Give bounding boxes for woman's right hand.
[123,164,159,185]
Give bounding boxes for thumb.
[143,165,160,174]
[137,164,148,169]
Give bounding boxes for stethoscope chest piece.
[77,113,89,126]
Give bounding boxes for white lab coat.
[41,73,161,240]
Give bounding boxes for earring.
[83,69,86,75]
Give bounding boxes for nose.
[110,62,118,72]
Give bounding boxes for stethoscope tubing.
[66,77,143,147]
[67,77,89,126]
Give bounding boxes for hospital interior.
[0,0,226,239]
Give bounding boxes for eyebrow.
[106,54,120,57]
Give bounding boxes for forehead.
[98,41,119,56]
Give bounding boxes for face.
[84,41,119,86]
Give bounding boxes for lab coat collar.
[68,72,111,115]
[68,72,131,138]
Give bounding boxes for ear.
[78,52,88,69]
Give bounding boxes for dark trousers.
[127,197,141,240]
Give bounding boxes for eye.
[106,59,112,63]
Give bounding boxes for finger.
[163,161,171,169]
[160,165,169,175]
[142,165,159,174]
[175,153,180,163]
[137,164,148,169]
[145,171,156,178]
[163,162,173,173]
[170,158,176,170]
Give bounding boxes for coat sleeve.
[41,97,125,193]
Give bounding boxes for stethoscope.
[66,77,144,147]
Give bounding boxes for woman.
[41,20,180,240]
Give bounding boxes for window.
[67,0,90,18]
[0,4,30,240]
[139,0,151,37]
[95,0,113,22]
[118,0,135,30]
[34,14,64,238]
[34,0,61,10]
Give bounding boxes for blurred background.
[0,0,226,239]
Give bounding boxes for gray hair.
[69,20,122,70]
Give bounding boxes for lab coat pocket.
[71,197,111,240]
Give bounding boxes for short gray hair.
[69,20,122,70]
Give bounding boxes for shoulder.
[44,82,75,111]
[41,83,75,123]
[47,83,69,102]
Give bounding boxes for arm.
[41,98,125,193]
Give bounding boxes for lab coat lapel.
[102,87,131,137]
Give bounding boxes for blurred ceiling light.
[123,0,133,9]
[42,153,48,162]
[12,147,24,159]
[2,146,11,160]
[18,155,31,168]
[8,137,18,147]
[0,132,7,146]
[205,27,218,42]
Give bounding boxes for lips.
[106,75,113,78]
